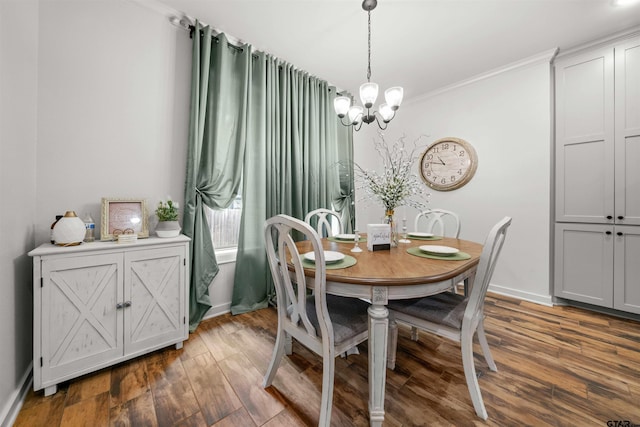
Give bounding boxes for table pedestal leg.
[368,286,389,427]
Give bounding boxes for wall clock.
[419,137,478,191]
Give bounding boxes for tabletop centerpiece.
[155,197,181,238]
[355,134,430,246]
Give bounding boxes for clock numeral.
[440,178,446,184]
[459,150,465,157]
[442,143,449,150]
[426,171,432,177]
[450,175,456,182]
[458,169,462,175]
[426,154,433,160]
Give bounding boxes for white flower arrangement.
[355,134,430,212]
[156,197,179,222]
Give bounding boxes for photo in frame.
[100,198,149,241]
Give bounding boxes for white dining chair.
[304,208,343,238]
[413,208,461,238]
[262,214,370,427]
[386,216,512,420]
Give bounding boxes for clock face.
[419,137,478,191]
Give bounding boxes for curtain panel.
[231,54,354,314]
[185,22,355,326]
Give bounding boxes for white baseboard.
[488,283,553,306]
[0,363,32,427]
[202,302,231,321]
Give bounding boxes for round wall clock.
[419,137,478,191]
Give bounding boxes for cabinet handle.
[124,301,132,308]
[116,303,124,310]
[617,232,623,236]
[606,215,613,220]
[606,231,612,235]
[618,216,624,220]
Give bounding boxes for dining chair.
[386,216,512,420]
[304,208,343,237]
[262,214,370,427]
[414,208,461,238]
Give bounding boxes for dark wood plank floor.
[14,293,640,426]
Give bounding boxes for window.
[206,195,242,249]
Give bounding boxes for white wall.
[354,54,555,304]
[36,0,191,243]
[0,0,38,424]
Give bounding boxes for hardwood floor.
[14,293,640,426]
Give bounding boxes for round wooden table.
[294,236,483,426]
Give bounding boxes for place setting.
[406,231,443,241]
[327,233,367,243]
[300,250,357,269]
[407,244,471,260]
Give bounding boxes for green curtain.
[230,55,353,314]
[183,22,252,331]
[184,23,354,322]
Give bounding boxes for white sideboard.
[28,235,190,396]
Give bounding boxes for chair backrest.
[464,216,512,329]
[264,214,335,347]
[414,208,461,238]
[304,208,343,238]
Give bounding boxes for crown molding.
[406,47,559,106]
[555,25,640,60]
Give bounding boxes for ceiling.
[149,0,640,102]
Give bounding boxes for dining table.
[294,233,483,427]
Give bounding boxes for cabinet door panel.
[554,223,613,307]
[41,253,123,384]
[615,37,640,225]
[124,246,186,355]
[555,49,614,223]
[614,226,640,314]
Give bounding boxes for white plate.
[335,233,356,240]
[408,231,434,238]
[303,251,345,264]
[419,245,459,256]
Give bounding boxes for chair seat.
[290,295,370,344]
[387,292,468,330]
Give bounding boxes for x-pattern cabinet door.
[40,252,123,385]
[124,246,186,355]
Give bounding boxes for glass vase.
[384,209,398,247]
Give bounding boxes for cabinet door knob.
[116,303,124,310]
[606,231,612,235]
[124,301,132,308]
[617,232,623,236]
[606,215,613,220]
[618,216,624,220]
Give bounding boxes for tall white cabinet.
[29,235,190,396]
[554,34,640,314]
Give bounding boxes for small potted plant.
[155,197,181,238]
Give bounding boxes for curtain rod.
[169,14,345,93]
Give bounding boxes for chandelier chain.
[367,10,371,82]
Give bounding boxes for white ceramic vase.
[156,220,181,238]
[52,211,87,246]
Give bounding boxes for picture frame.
[100,198,149,241]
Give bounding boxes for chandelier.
[334,0,403,131]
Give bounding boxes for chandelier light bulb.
[379,103,394,122]
[334,96,351,117]
[348,106,364,125]
[385,87,404,110]
[359,82,379,109]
